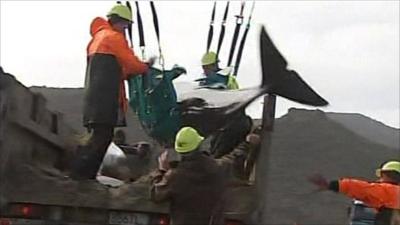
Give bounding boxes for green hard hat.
[201,51,218,66]
[107,3,133,22]
[175,127,204,153]
[376,160,400,177]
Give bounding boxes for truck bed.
[0,71,256,224]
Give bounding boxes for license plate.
[109,211,149,225]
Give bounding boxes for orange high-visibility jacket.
[87,17,147,113]
[339,178,400,210]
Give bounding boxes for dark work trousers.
[69,124,114,179]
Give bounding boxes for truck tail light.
[0,218,11,225]
[8,203,42,219]
[158,215,169,225]
[150,214,170,225]
[21,205,31,216]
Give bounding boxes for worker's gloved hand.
[307,174,329,191]
[146,56,157,67]
[246,133,261,146]
[252,125,263,135]
[157,150,170,172]
[172,64,187,75]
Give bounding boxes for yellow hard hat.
[175,127,204,153]
[375,161,400,177]
[201,51,218,66]
[107,3,133,22]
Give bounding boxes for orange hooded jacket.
[339,178,400,210]
[87,17,148,112]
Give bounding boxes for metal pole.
[254,94,276,224]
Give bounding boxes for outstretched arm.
[308,175,399,209]
[216,133,261,178]
[150,151,175,203]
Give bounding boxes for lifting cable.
[206,2,216,53]
[125,1,134,48]
[226,1,245,67]
[216,2,230,57]
[133,1,151,92]
[135,1,146,60]
[233,1,255,76]
[150,1,165,72]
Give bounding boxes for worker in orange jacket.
[70,3,154,179]
[309,160,400,225]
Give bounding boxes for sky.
[1,1,399,128]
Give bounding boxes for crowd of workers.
[67,3,399,225]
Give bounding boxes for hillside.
[327,112,399,149]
